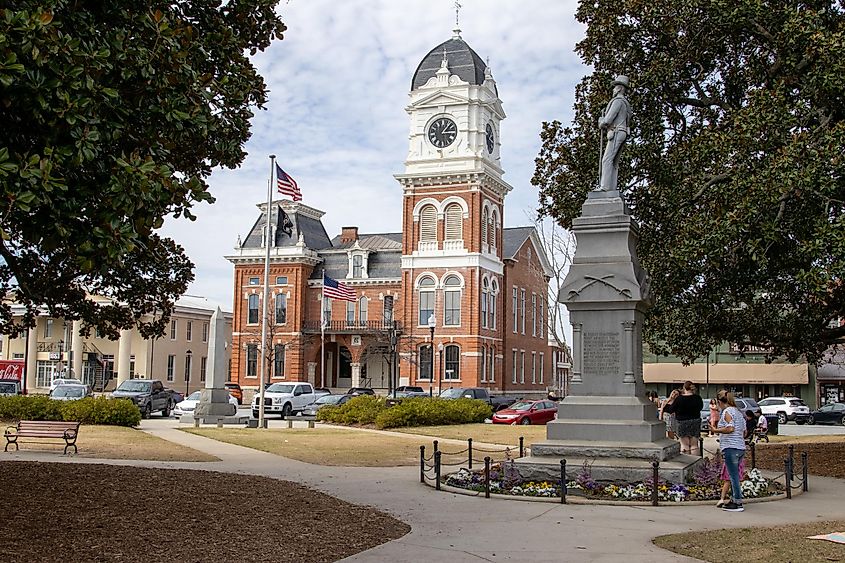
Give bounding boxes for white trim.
[402,253,503,274]
[412,198,441,221]
[440,195,469,219]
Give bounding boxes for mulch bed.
[0,462,409,563]
[754,442,845,479]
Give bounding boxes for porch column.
[25,327,37,391]
[117,329,132,385]
[71,320,84,379]
[350,362,361,388]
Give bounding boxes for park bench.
[4,420,80,454]
[284,415,316,429]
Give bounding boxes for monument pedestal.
[516,192,701,483]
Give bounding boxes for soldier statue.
[597,75,631,192]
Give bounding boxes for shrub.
[317,395,387,425]
[0,396,140,427]
[374,397,491,429]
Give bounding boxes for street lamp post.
[427,314,436,396]
[185,349,192,397]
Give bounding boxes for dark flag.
[277,205,293,238]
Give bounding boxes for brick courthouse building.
[226,31,556,397]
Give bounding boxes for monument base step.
[514,453,703,483]
[530,438,680,461]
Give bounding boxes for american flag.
[276,164,302,201]
[323,274,355,302]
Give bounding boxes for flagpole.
[320,268,326,389]
[258,155,275,429]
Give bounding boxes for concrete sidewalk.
[5,426,845,562]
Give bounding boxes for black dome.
[411,37,488,91]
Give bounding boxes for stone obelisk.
[517,76,699,482]
[192,307,237,424]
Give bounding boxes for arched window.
[247,294,259,324]
[358,296,368,323]
[480,278,489,329]
[274,293,287,324]
[445,345,460,380]
[481,207,489,245]
[346,300,355,326]
[419,205,437,242]
[489,279,498,330]
[489,209,498,249]
[418,276,436,326]
[443,275,461,326]
[418,345,433,381]
[444,203,462,241]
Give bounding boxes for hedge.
[317,395,491,429]
[0,395,141,427]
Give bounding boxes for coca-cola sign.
[0,360,24,381]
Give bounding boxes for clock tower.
[396,28,513,391]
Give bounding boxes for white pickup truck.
[252,382,316,418]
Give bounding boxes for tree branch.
[693,174,732,201]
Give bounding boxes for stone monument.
[516,76,700,482]
[191,307,239,424]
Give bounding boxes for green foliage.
[375,398,492,429]
[0,2,286,339]
[0,396,140,426]
[532,1,845,363]
[317,395,387,425]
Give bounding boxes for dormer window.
[347,248,369,279]
[352,255,363,278]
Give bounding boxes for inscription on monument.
[583,332,621,375]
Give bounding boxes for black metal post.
[438,345,443,397]
[484,456,491,498]
[420,445,426,484]
[468,438,473,470]
[433,439,439,457]
[750,441,756,470]
[699,436,704,458]
[560,459,567,504]
[651,460,659,506]
[435,450,441,491]
[519,436,524,458]
[429,324,435,396]
[788,444,795,469]
[802,451,809,492]
[785,458,792,499]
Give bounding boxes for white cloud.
[161,0,585,344]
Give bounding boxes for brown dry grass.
[4,425,218,462]
[654,520,845,562]
[767,433,845,444]
[185,427,425,466]
[0,461,409,563]
[392,423,546,445]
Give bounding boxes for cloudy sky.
[162,0,587,336]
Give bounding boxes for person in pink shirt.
[708,398,719,437]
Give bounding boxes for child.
[708,398,719,437]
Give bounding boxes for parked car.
[49,384,92,401]
[252,382,316,418]
[346,387,375,396]
[395,385,428,398]
[224,382,243,405]
[758,396,810,424]
[492,400,558,425]
[49,377,83,391]
[112,379,176,418]
[439,387,517,411]
[314,387,332,398]
[808,402,845,426]
[300,394,352,417]
[0,379,22,396]
[173,390,238,417]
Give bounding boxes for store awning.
[818,352,845,381]
[644,362,808,385]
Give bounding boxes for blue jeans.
[723,448,745,503]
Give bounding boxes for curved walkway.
[4,424,845,562]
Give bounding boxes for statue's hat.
[612,75,629,88]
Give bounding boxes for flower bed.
[442,458,783,503]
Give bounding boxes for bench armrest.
[63,428,78,440]
[4,425,18,436]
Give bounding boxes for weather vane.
[455,1,462,28]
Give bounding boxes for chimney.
[340,226,358,243]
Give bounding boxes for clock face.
[428,117,457,148]
[485,123,495,153]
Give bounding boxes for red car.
[491,400,558,425]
